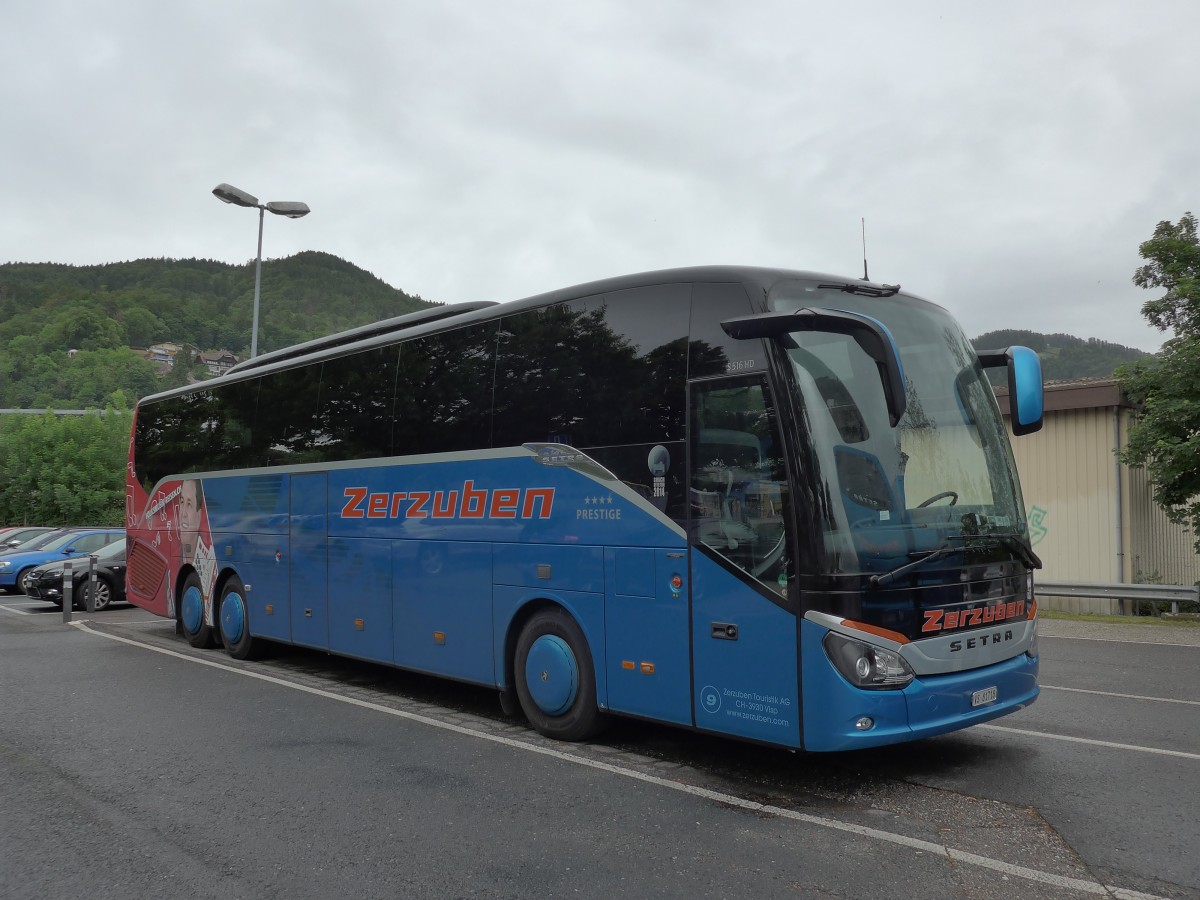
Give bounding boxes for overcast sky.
[4,1,1196,352]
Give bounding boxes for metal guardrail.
[1036,581,1199,615]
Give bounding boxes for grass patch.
[1041,609,1200,627]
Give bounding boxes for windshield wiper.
[996,534,1042,570]
[870,544,960,588]
[869,533,1041,589]
[817,281,901,298]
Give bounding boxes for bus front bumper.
[801,620,1039,752]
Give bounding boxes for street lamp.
[212,182,311,358]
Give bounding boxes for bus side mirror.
[978,346,1043,436]
[721,307,908,427]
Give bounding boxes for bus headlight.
[823,632,914,690]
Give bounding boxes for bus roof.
[137,265,901,406]
[224,300,499,376]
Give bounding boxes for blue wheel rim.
[221,590,246,644]
[181,585,204,634]
[525,634,578,716]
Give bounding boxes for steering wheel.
[916,491,959,508]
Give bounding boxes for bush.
[0,409,131,526]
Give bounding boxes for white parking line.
[1042,683,1200,706]
[0,603,35,616]
[977,724,1200,760]
[1042,632,1200,647]
[70,621,1169,900]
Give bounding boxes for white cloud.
[3,0,1196,353]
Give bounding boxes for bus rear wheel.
[218,577,261,660]
[514,608,606,742]
[179,572,215,649]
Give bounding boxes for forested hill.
[0,252,431,354]
[0,253,1159,410]
[0,252,433,409]
[971,329,1151,382]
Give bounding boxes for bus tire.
[179,571,215,649]
[218,577,261,660]
[514,608,606,742]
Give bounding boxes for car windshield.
[7,530,71,552]
[768,280,1027,577]
[39,531,87,551]
[94,538,126,560]
[1,528,44,545]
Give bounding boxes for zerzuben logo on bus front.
[340,480,555,520]
[921,599,1027,634]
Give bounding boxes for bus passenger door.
[688,376,802,748]
[290,472,329,650]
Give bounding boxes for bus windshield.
[768,281,1028,577]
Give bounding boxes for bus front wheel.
[218,577,261,660]
[179,572,215,649]
[514,608,606,742]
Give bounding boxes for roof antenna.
[861,217,870,282]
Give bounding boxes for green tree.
[1117,212,1200,552]
[1134,213,1200,332]
[0,410,130,526]
[120,305,165,347]
[160,349,194,390]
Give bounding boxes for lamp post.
[212,183,310,358]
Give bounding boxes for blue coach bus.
[125,266,1044,751]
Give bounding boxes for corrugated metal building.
[998,379,1198,612]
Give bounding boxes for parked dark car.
[26,538,128,610]
[0,526,58,554]
[0,529,124,594]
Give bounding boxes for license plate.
[972,686,998,707]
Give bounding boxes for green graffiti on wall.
[1028,505,1049,546]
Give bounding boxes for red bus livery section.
[340,481,555,521]
[921,600,1027,634]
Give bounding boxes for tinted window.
[137,376,263,486]
[491,299,607,448]
[136,389,219,488]
[134,398,176,489]
[393,323,497,455]
[492,286,690,449]
[591,285,690,445]
[315,347,400,461]
[209,377,261,470]
[689,282,753,378]
[257,366,321,465]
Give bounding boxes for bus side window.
[256,366,320,465]
[316,346,399,461]
[493,287,691,450]
[590,284,691,446]
[689,282,754,379]
[577,286,691,524]
[492,300,600,449]
[394,323,498,456]
[211,380,261,470]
